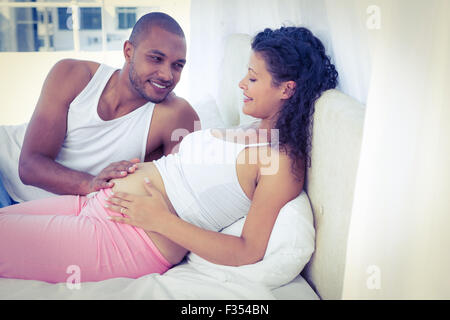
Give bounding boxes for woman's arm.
[107,152,304,266]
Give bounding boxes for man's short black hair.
[129,12,185,45]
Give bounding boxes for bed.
[0,33,365,300]
[0,191,318,300]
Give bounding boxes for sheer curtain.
[187,0,372,107]
[342,0,450,299]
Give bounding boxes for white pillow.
[192,95,226,130]
[187,191,315,289]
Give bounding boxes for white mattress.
[272,274,319,300]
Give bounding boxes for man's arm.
[18,59,136,196]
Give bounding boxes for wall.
[0,51,122,125]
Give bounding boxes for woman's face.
[239,51,289,122]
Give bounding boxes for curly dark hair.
[252,27,338,179]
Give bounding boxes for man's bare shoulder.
[158,93,196,112]
[50,59,100,84]
[43,59,100,102]
[145,93,199,157]
[156,93,200,124]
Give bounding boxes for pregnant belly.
[110,162,187,265]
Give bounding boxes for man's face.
[126,26,186,103]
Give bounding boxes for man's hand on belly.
[87,158,140,193]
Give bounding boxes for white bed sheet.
[272,274,319,300]
[0,260,318,300]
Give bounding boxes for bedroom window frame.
[0,0,161,53]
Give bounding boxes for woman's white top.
[154,129,269,231]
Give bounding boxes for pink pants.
[0,188,171,283]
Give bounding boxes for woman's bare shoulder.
[256,147,304,194]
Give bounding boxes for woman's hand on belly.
[105,177,172,232]
[106,164,187,265]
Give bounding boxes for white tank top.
[0,64,155,202]
[154,129,269,231]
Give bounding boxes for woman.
[0,26,337,283]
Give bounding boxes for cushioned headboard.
[217,33,255,126]
[301,90,365,299]
[217,33,365,299]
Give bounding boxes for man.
[0,12,199,207]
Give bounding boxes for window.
[58,7,101,31]
[15,7,39,52]
[38,9,52,24]
[57,7,70,30]
[117,7,136,30]
[0,0,188,52]
[79,7,101,30]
